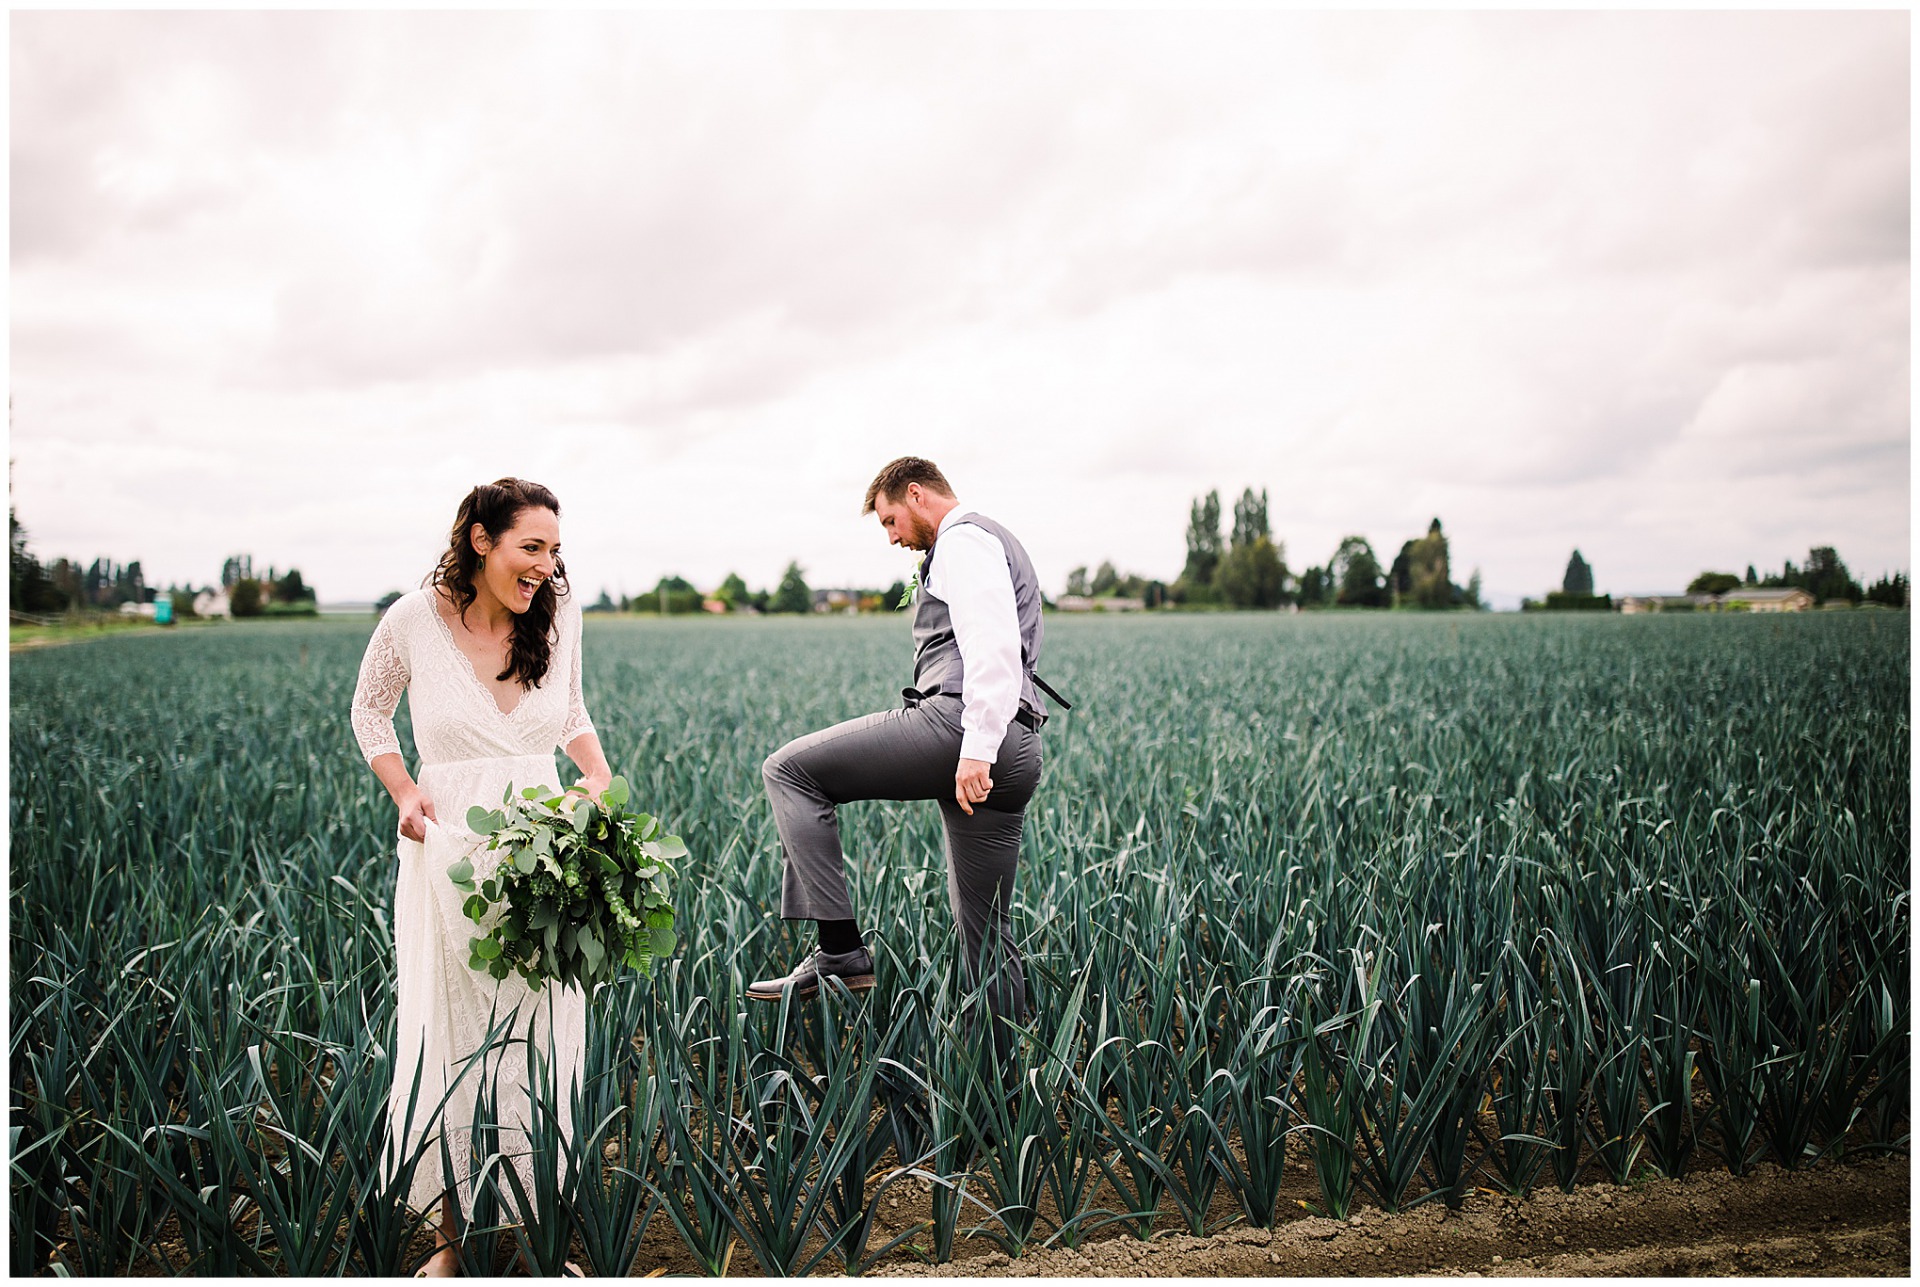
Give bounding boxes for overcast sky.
[11,11,1909,607]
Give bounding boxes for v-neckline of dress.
[427,593,526,719]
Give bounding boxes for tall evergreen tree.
[1563,549,1594,596]
[1212,488,1285,608]
[9,503,57,613]
[1802,546,1861,604]
[1182,491,1223,587]
[1229,488,1270,548]
[771,561,811,614]
[1866,572,1909,608]
[1407,518,1452,608]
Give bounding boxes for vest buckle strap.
[907,684,1044,733]
[1031,673,1073,711]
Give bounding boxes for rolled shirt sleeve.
[927,519,1023,765]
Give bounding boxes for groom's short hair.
[863,457,954,514]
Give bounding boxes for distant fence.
[10,611,58,627]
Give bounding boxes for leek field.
[10,611,1910,1275]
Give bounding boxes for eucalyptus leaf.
[466,806,507,834]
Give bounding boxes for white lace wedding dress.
[351,587,594,1219]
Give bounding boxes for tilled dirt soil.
[115,1150,1908,1275]
[863,1155,1909,1278]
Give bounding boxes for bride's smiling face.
[473,506,561,614]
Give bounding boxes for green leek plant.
[644,1000,744,1276]
[566,1064,662,1278]
[1194,994,1296,1228]
[1476,952,1556,1197]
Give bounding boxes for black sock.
[817,919,863,955]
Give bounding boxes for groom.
[750,457,1062,1044]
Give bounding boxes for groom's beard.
[907,513,939,550]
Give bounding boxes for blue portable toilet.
[155,594,174,625]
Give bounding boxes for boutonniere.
[898,559,923,610]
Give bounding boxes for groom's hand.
[955,759,994,815]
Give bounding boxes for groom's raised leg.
[761,703,963,919]
[754,702,963,1001]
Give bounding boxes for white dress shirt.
[924,507,1024,765]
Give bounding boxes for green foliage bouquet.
[448,776,681,991]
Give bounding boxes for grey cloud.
[8,11,1907,602]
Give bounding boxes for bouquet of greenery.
[448,776,681,992]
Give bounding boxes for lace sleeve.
[559,600,596,747]
[352,601,410,764]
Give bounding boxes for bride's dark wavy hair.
[427,478,570,689]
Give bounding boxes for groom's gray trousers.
[762,691,1043,1026]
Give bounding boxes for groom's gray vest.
[912,513,1045,722]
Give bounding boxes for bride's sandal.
[414,1242,460,1277]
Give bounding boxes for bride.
[351,478,612,1276]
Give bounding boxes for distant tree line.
[1687,548,1906,607]
[1523,549,1611,611]
[9,505,318,622]
[1293,522,1480,610]
[1524,544,1907,611]
[578,563,912,617]
[1069,489,1482,612]
[11,503,159,615]
[1062,563,1169,608]
[219,554,317,618]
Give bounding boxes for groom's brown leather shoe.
[747,947,876,1001]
